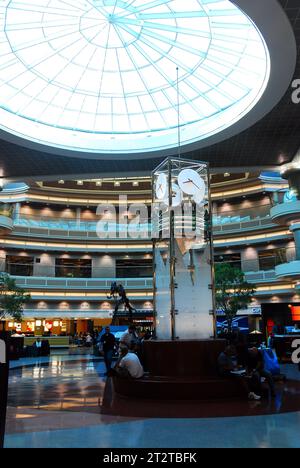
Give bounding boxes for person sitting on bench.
[217,345,261,401]
[111,345,144,379]
[246,347,276,398]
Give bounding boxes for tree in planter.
[0,273,31,329]
[215,263,256,334]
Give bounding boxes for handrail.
[11,276,153,289]
[13,214,274,233]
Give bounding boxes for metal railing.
[213,216,274,233]
[14,214,150,230]
[11,216,275,241]
[13,204,273,233]
[11,276,153,290]
[244,270,277,282]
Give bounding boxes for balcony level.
[0,214,13,235]
[9,271,292,301]
[12,213,277,239]
[0,203,14,234]
[0,236,152,252]
[270,200,300,225]
[275,261,300,281]
[13,218,152,241]
[245,270,277,282]
[12,276,152,290]
[20,308,153,320]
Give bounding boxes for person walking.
[99,326,116,375]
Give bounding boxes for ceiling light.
[96,181,102,186]
[133,181,139,187]
[224,173,231,177]
[114,181,120,187]
[77,180,83,185]
[58,180,64,184]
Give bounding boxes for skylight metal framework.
[0,0,270,154]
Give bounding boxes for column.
[76,207,81,229]
[241,247,260,273]
[33,253,55,277]
[92,255,116,278]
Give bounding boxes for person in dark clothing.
[33,338,42,357]
[217,345,261,401]
[246,347,276,398]
[235,335,248,368]
[99,326,116,375]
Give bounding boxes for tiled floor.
[4,351,300,448]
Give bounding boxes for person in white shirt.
[85,333,93,347]
[120,325,139,350]
[114,345,144,379]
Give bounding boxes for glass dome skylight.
[0,0,270,155]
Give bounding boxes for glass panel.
[6,255,34,276]
[0,0,270,153]
[55,258,92,278]
[152,157,214,340]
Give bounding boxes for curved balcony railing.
[13,208,273,236]
[0,202,15,233]
[213,215,274,233]
[244,270,277,282]
[15,215,151,232]
[212,204,271,223]
[270,200,300,225]
[269,246,300,280]
[11,276,153,290]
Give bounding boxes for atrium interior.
[1,0,300,451]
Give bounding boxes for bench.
[113,375,246,400]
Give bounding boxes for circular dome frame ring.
[0,0,296,160]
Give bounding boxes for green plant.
[215,263,256,332]
[0,273,31,323]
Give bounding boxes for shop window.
[258,249,287,271]
[116,259,152,278]
[214,253,241,270]
[55,258,92,278]
[6,255,34,276]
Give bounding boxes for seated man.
[247,347,276,398]
[217,345,261,401]
[112,345,144,379]
[120,325,139,350]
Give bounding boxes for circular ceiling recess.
[0,0,271,155]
